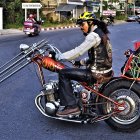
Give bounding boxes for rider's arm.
[32,19,36,23]
[60,32,101,60]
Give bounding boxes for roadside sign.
[22,3,42,9]
[103,10,116,16]
[22,3,42,21]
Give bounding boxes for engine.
[42,81,60,116]
[43,81,84,116]
[36,81,94,116]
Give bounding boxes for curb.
[0,25,79,35]
[0,29,23,35]
[41,25,78,31]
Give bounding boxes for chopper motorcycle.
[0,40,140,132]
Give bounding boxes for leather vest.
[88,28,112,71]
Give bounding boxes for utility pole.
[133,0,135,15]
[0,7,3,30]
[125,0,128,17]
[100,0,103,17]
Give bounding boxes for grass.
[4,21,76,30]
[4,18,126,30]
[4,24,23,30]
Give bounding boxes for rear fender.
[98,76,140,94]
[94,77,122,103]
[98,77,123,94]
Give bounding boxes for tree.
[0,0,25,27]
[2,0,43,28]
[5,0,24,24]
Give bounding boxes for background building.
[42,0,84,21]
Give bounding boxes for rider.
[55,12,113,117]
[27,14,37,23]
[27,14,40,31]
[107,14,114,23]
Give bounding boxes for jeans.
[58,68,95,107]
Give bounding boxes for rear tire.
[28,34,32,37]
[99,78,140,132]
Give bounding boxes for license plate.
[26,32,30,34]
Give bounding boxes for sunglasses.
[78,22,86,27]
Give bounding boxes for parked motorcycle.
[23,20,41,36]
[0,40,140,132]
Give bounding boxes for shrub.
[116,11,126,20]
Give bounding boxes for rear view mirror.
[19,44,30,51]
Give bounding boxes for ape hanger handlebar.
[19,39,62,57]
[0,39,62,84]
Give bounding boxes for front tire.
[99,79,140,132]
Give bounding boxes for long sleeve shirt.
[60,25,101,61]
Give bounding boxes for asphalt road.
[0,22,140,140]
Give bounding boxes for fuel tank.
[42,56,65,72]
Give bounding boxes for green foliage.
[2,0,24,28]
[5,20,76,29]
[4,23,23,29]
[103,1,108,10]
[0,1,6,7]
[116,11,126,20]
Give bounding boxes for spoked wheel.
[99,78,140,132]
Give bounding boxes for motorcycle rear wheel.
[99,78,140,132]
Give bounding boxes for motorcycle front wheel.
[99,78,140,132]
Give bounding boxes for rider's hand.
[71,60,81,68]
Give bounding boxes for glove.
[71,60,81,68]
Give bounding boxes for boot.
[56,106,81,117]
